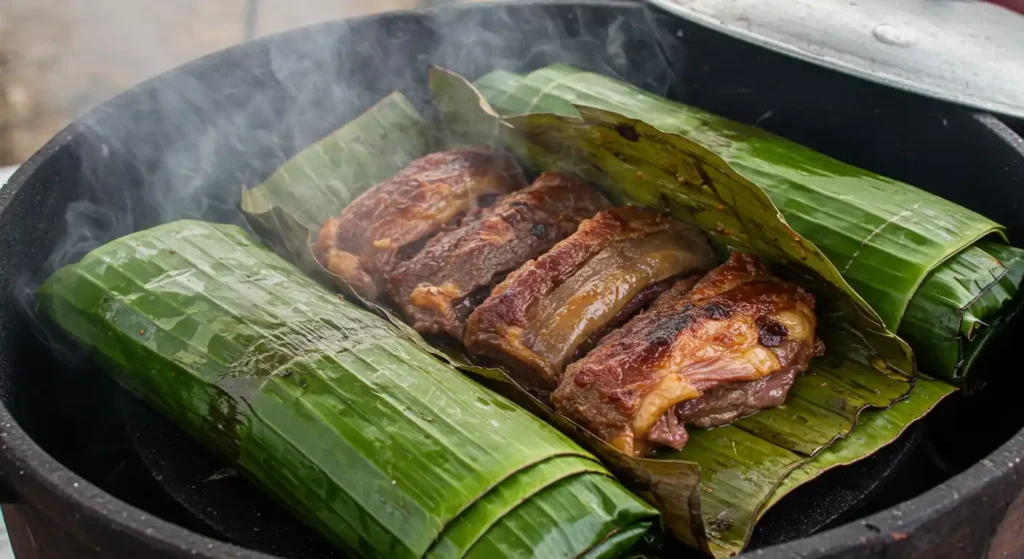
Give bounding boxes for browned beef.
[314,147,526,300]
[552,252,825,457]
[386,172,609,339]
[465,206,716,389]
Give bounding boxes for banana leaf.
[37,220,658,559]
[470,64,1023,384]
[760,374,953,516]
[900,241,1024,380]
[428,67,948,557]
[241,91,433,265]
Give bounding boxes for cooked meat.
[674,367,799,428]
[464,207,716,389]
[570,275,697,362]
[552,252,825,457]
[386,172,609,339]
[314,148,526,299]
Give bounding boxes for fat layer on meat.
[465,206,716,389]
[552,252,825,457]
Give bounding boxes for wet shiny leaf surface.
[38,220,657,559]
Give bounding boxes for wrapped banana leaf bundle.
[470,64,1024,383]
[37,220,658,559]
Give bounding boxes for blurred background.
[0,0,488,166]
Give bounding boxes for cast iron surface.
[120,393,340,559]
[0,2,1021,558]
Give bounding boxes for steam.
[18,2,675,338]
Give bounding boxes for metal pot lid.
[648,0,1024,120]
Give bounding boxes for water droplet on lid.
[872,24,918,47]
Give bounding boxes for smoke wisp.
[18,1,676,354]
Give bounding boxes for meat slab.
[387,172,609,339]
[552,252,825,456]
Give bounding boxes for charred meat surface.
[465,207,716,389]
[386,172,609,339]
[314,147,526,299]
[552,252,825,457]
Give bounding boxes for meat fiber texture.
[465,206,716,389]
[553,252,825,456]
[315,147,526,300]
[387,172,609,339]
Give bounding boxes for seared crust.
[464,206,716,389]
[552,252,824,456]
[313,147,526,299]
[386,172,609,339]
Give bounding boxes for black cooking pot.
[1,2,1022,558]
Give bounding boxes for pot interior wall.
[0,2,1021,556]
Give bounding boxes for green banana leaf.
[241,91,433,265]
[38,220,658,559]
[470,64,1022,383]
[760,374,953,516]
[900,242,1024,380]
